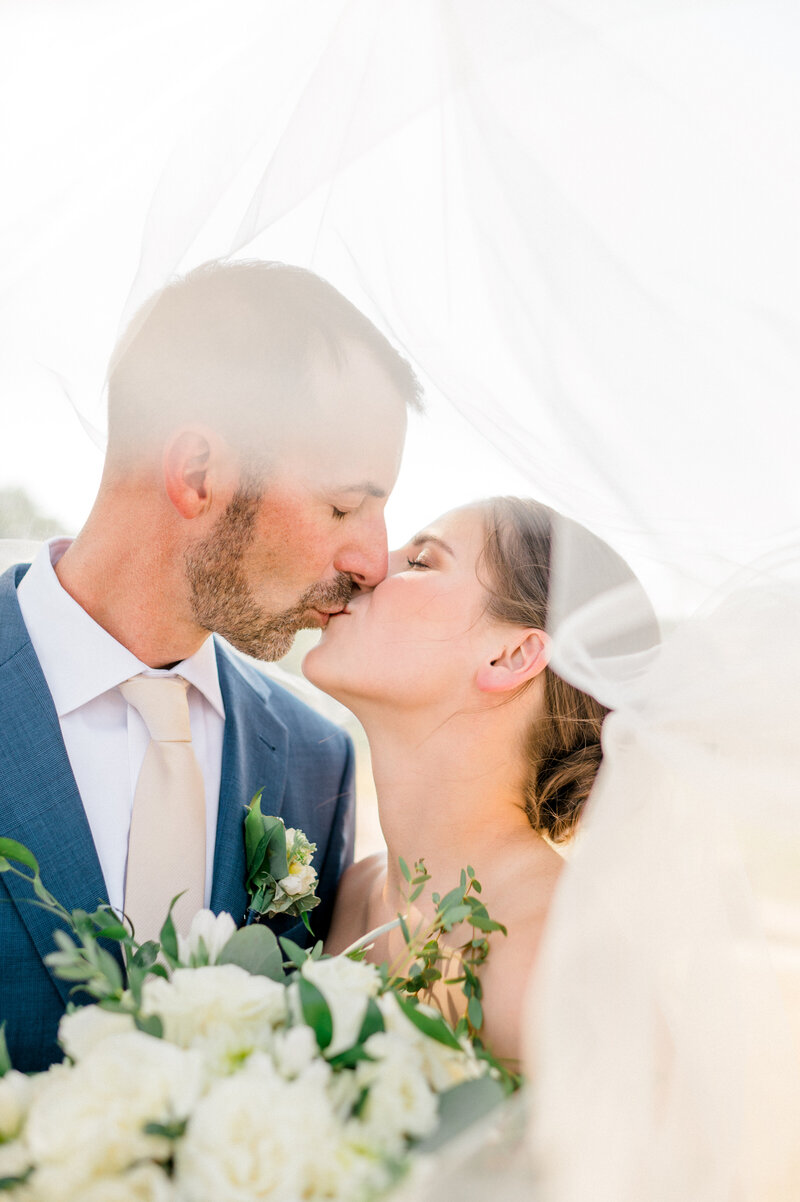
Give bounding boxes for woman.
[303,496,658,1065]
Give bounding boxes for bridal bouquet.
[0,830,512,1202]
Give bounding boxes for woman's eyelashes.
[406,554,431,570]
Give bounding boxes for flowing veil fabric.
[3,2,800,1198]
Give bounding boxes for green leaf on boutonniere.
[244,791,289,908]
[242,792,321,925]
[0,1023,12,1077]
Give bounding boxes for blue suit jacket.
[0,563,355,1072]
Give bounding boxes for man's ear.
[163,429,216,518]
[475,629,550,694]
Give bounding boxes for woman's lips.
[312,605,349,626]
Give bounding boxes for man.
[0,260,419,1071]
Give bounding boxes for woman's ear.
[163,428,219,518]
[475,629,550,694]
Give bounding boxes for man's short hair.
[107,259,422,463]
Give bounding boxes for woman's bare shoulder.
[325,851,388,954]
[341,850,388,897]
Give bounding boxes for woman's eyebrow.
[332,481,387,498]
[409,533,455,557]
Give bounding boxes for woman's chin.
[302,644,347,700]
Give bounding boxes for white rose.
[177,910,237,966]
[0,1069,34,1140]
[141,965,286,1075]
[75,1163,176,1202]
[277,862,317,898]
[58,1005,135,1062]
[378,992,484,1091]
[0,1136,31,1186]
[300,956,381,1057]
[23,1032,202,1202]
[175,1055,356,1202]
[353,1036,439,1157]
[272,1025,317,1079]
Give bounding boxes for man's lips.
[311,605,350,626]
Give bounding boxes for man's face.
[185,343,409,660]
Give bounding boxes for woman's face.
[302,505,500,710]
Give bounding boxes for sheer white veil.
[3,1,800,1197]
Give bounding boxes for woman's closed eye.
[406,556,431,569]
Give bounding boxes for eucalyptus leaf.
[466,912,506,934]
[438,903,472,929]
[279,936,308,969]
[467,995,484,1029]
[0,838,39,874]
[436,886,465,911]
[52,929,77,953]
[218,925,285,981]
[398,857,411,882]
[416,1077,506,1153]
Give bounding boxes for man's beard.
[185,486,353,661]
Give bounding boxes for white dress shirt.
[16,538,225,914]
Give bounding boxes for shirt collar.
[16,538,225,720]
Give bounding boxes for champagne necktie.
[118,675,206,944]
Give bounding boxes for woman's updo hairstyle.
[479,497,659,842]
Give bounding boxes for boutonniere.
[242,789,321,931]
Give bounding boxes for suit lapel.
[210,642,289,922]
[0,571,119,1005]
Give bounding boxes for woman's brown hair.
[479,497,659,842]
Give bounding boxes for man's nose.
[333,519,389,589]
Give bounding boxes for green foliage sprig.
[394,858,507,1036]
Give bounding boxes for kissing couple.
[0,260,656,1073]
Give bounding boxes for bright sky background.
[3,0,798,622]
[0,0,533,548]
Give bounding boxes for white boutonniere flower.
[243,792,320,931]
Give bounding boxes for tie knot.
[119,675,192,742]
